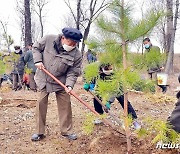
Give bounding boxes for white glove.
[35,62,45,70]
[65,86,72,94]
[160,67,164,70]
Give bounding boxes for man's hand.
[35,62,45,70]
[65,86,72,94]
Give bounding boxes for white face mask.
[63,44,75,52]
[102,68,113,75]
[15,50,20,54]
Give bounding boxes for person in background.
[143,37,167,93]
[0,74,13,87]
[84,64,141,130]
[11,46,25,91]
[24,43,37,91]
[168,74,180,132]
[87,49,97,63]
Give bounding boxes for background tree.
[16,0,25,46]
[31,0,49,38]
[165,0,179,74]
[0,20,14,52]
[165,0,173,54]
[148,0,167,52]
[31,19,41,43]
[64,0,110,53]
[16,0,44,46]
[85,0,162,152]
[24,0,32,47]
[148,0,180,74]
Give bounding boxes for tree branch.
[64,0,77,24]
[92,4,109,22]
[92,2,110,20]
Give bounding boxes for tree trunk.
[122,42,132,154]
[162,23,166,52]
[39,11,44,38]
[165,0,179,74]
[142,36,144,55]
[24,0,32,47]
[81,21,91,54]
[21,21,25,47]
[76,0,81,30]
[121,0,132,153]
[165,0,173,54]
[65,0,108,53]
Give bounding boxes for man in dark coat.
[31,28,83,141]
[11,46,25,90]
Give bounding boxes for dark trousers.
[149,72,167,93]
[93,95,137,119]
[29,73,37,90]
[12,73,23,89]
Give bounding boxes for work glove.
[65,86,73,94]
[89,83,95,91]
[105,101,111,110]
[83,83,90,91]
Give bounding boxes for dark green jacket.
[145,45,163,74]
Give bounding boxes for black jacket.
[12,51,25,75]
[168,96,180,133]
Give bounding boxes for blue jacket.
[24,50,37,73]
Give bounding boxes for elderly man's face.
[61,36,77,47]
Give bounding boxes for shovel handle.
[88,91,109,113]
[41,68,125,136]
[88,90,123,126]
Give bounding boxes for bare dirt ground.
[0,54,180,154]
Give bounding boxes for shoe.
[15,86,22,91]
[162,86,167,93]
[62,134,77,140]
[133,121,141,130]
[94,118,103,125]
[12,87,17,91]
[31,134,45,141]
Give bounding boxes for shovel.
[88,90,124,127]
[41,67,125,136]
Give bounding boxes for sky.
[0,0,180,53]
[0,0,68,46]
